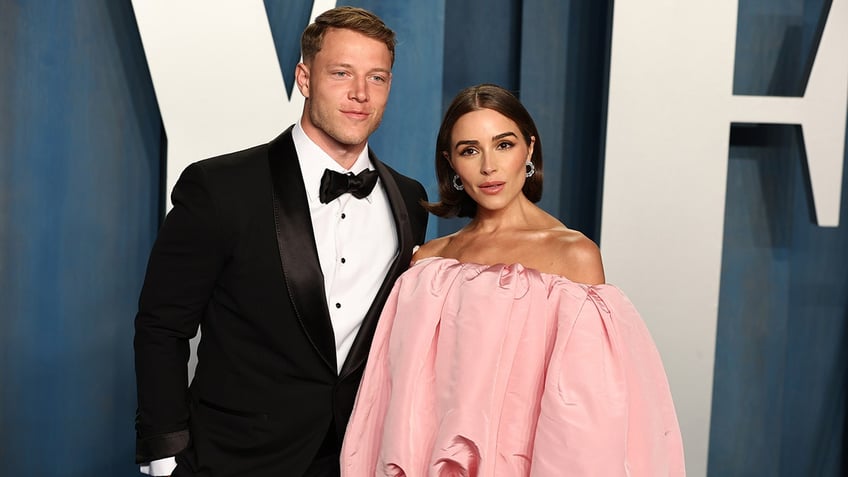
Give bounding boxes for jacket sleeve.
[134,162,229,463]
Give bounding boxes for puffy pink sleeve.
[340,283,399,476]
[531,286,686,476]
[341,264,451,476]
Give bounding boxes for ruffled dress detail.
[341,258,685,476]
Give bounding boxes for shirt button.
[340,257,346,264]
[335,303,341,309]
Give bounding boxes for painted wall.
[0,2,161,475]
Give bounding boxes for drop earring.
[452,174,464,191]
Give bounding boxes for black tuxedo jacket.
[134,127,428,476]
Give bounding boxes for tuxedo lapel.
[339,153,416,379]
[268,127,337,372]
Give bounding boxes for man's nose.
[349,77,368,102]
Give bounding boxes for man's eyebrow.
[326,63,391,74]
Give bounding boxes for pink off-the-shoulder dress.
[341,257,685,476]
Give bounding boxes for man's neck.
[299,122,366,170]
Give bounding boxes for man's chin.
[333,129,378,148]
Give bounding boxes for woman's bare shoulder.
[545,228,606,285]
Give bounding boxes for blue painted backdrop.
[711,0,848,475]
[1,0,845,475]
[0,1,161,475]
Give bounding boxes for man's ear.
[295,62,310,99]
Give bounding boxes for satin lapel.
[339,153,415,379]
[268,127,337,372]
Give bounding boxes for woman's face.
[446,108,535,213]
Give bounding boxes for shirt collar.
[292,121,375,204]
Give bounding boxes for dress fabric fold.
[341,257,686,477]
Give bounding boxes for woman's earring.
[452,174,464,191]
[525,161,536,178]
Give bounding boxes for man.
[134,7,428,477]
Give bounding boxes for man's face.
[296,28,393,157]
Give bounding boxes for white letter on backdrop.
[603,1,846,476]
[132,0,336,210]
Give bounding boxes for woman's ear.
[442,151,451,166]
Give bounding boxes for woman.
[341,84,685,476]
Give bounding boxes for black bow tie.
[319,168,379,204]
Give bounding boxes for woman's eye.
[459,148,477,156]
[496,141,514,150]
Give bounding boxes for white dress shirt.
[292,121,397,371]
[141,123,397,475]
